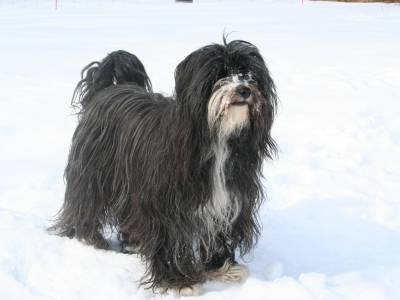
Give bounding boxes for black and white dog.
[51,39,277,296]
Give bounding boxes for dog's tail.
[72,50,152,113]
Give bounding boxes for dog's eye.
[212,79,228,91]
[248,79,257,86]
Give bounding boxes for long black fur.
[51,40,277,291]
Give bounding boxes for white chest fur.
[201,140,241,236]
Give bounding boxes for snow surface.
[1,0,400,299]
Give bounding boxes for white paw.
[152,286,168,295]
[208,261,249,283]
[222,264,249,282]
[176,284,202,297]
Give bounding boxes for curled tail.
[72,50,152,113]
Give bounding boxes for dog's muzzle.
[230,85,252,106]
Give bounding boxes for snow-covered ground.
[1,0,400,299]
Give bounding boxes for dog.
[51,39,277,296]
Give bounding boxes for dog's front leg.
[145,242,206,297]
[205,240,248,283]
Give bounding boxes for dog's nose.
[236,85,251,99]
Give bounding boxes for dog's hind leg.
[49,215,108,249]
[55,200,109,249]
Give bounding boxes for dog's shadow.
[249,198,400,281]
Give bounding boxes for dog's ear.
[246,51,278,159]
[174,45,225,105]
[172,46,227,180]
[174,51,196,96]
[221,41,278,159]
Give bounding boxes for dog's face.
[208,73,263,138]
[175,40,276,142]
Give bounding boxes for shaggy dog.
[51,39,277,296]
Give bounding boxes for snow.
[1,0,400,299]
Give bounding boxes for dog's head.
[175,39,277,157]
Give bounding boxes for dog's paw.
[152,286,169,295]
[175,284,202,297]
[221,264,249,282]
[208,261,249,283]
